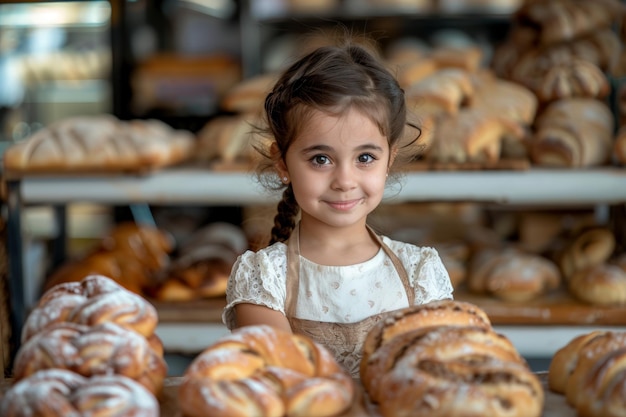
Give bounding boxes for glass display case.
[0,1,113,146]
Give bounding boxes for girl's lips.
[326,199,362,211]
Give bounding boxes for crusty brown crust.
[360,299,492,379]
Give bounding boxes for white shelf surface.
[15,167,626,205]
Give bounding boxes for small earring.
[282,176,289,183]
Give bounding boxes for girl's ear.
[389,146,399,167]
[271,142,288,177]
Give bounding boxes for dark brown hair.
[255,39,420,244]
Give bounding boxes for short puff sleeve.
[221,243,288,329]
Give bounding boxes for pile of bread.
[549,329,626,417]
[177,299,545,417]
[45,221,249,302]
[0,274,166,416]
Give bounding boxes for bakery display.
[549,330,626,417]
[178,324,355,417]
[360,300,544,417]
[0,369,160,417]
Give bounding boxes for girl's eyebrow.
[300,143,384,153]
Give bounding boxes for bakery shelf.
[151,291,626,358]
[11,167,626,205]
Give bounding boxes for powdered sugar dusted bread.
[13,322,167,395]
[0,369,159,417]
[22,274,159,343]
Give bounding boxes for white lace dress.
[222,235,453,329]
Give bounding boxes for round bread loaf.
[178,324,355,417]
[0,369,159,417]
[568,263,626,305]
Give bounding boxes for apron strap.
[284,223,414,317]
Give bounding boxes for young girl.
[222,39,453,377]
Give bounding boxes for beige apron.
[284,224,414,378]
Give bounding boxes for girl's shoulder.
[236,241,288,267]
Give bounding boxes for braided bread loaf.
[360,301,543,417]
[548,330,626,417]
[13,322,167,395]
[178,324,355,417]
[22,274,159,346]
[0,369,159,417]
[360,299,492,378]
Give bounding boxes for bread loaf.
[3,115,194,174]
[178,324,354,417]
[22,274,159,343]
[360,299,491,380]
[0,369,159,417]
[13,322,167,395]
[548,330,626,417]
[361,320,543,417]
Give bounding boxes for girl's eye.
[358,153,376,164]
[311,155,330,166]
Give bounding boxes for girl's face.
[278,107,394,230]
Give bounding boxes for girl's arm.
[234,302,292,332]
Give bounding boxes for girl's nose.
[331,164,357,191]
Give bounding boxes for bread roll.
[530,98,614,167]
[557,226,616,281]
[0,369,159,417]
[426,108,525,164]
[467,248,561,302]
[405,68,474,118]
[221,72,279,114]
[568,263,626,306]
[178,324,354,417]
